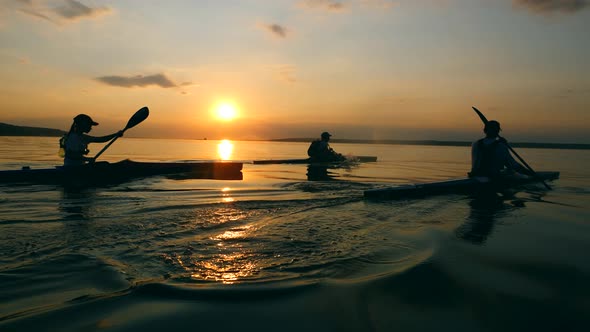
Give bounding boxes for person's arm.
[83,130,124,143]
[317,141,329,154]
[499,141,529,174]
[505,153,529,174]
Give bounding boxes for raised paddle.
[93,106,150,161]
[471,106,551,190]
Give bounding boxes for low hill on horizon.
[0,122,66,137]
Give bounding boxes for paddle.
[92,106,150,161]
[471,106,550,190]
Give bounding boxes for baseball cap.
[485,120,501,131]
[74,114,99,126]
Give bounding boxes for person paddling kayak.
[60,114,123,166]
[469,120,529,178]
[307,131,345,162]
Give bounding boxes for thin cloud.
[513,0,589,14]
[8,0,112,24]
[3,0,54,23]
[359,0,397,9]
[95,74,178,88]
[263,23,288,38]
[555,88,590,98]
[298,0,348,12]
[271,65,297,83]
[54,0,111,20]
[18,7,55,23]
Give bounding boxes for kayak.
[252,156,377,165]
[364,171,559,200]
[0,159,243,186]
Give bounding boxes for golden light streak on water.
[217,139,234,160]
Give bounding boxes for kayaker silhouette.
[60,114,123,166]
[469,120,529,178]
[307,132,345,162]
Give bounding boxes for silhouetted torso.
[471,138,527,177]
[307,139,343,162]
[63,132,90,166]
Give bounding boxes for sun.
[215,102,238,121]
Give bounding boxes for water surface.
[1,137,589,331]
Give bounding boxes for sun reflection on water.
[217,139,233,160]
[173,207,261,284]
[192,252,258,284]
[198,225,258,284]
[221,187,235,203]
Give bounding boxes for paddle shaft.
[92,134,122,161]
[472,107,550,190]
[92,106,149,161]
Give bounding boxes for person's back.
[307,139,328,158]
[470,121,528,177]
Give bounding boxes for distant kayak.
[252,155,377,165]
[364,171,559,200]
[0,159,243,186]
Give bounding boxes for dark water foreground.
[1,182,589,332]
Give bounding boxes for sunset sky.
[0,0,588,143]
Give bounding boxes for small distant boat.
[0,159,243,186]
[364,171,559,200]
[252,155,377,165]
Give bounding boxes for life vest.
[58,134,67,157]
[62,133,89,161]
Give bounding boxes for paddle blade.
[472,106,488,124]
[125,106,149,130]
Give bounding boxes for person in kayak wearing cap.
[307,131,345,162]
[61,114,124,166]
[469,120,529,178]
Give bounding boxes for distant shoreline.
[0,122,66,137]
[267,138,590,150]
[1,122,588,150]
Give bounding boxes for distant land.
[0,122,66,137]
[270,138,590,150]
[1,122,588,150]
